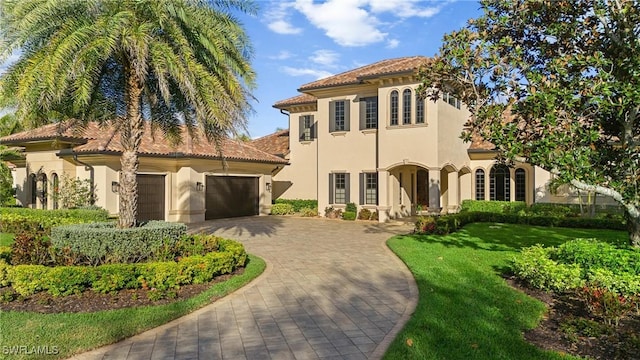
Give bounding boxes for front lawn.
[0,255,266,360]
[0,232,14,246]
[384,222,626,360]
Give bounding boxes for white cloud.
[293,0,386,47]
[386,39,400,49]
[369,0,444,18]
[281,66,333,80]
[269,51,294,60]
[309,50,339,67]
[265,2,303,35]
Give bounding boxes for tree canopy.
[419,0,640,245]
[0,0,257,227]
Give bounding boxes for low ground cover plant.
[511,239,640,325]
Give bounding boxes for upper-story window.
[299,115,315,141]
[390,90,399,126]
[329,100,350,132]
[359,96,378,130]
[402,89,412,124]
[416,93,425,124]
[443,92,461,109]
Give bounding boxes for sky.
[242,0,482,138]
[0,0,483,137]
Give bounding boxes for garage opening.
[137,174,166,222]
[205,176,259,219]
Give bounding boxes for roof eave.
[60,149,288,165]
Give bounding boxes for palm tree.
[0,0,257,227]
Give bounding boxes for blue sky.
[243,0,482,138]
[0,0,483,137]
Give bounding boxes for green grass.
[0,255,266,360]
[384,222,626,360]
[0,233,14,247]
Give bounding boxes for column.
[428,169,441,212]
[447,171,459,212]
[376,169,391,222]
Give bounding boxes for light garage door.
[137,174,165,222]
[205,176,259,220]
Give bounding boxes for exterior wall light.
[196,181,204,191]
[111,181,119,193]
[265,182,271,192]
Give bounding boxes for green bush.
[10,228,52,265]
[553,239,640,275]
[270,203,294,215]
[525,203,577,217]
[342,211,356,221]
[50,221,186,265]
[511,245,585,292]
[2,238,247,297]
[0,207,109,235]
[345,202,357,213]
[299,207,318,217]
[357,208,372,220]
[274,199,318,212]
[460,200,526,213]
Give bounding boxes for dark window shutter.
[310,115,316,139]
[329,101,336,132]
[359,99,366,130]
[345,173,350,203]
[298,116,305,141]
[344,100,350,131]
[359,173,364,205]
[329,173,334,204]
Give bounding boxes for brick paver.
[70,217,417,360]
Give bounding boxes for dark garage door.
[205,176,259,219]
[137,174,165,222]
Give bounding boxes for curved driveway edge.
[70,217,416,360]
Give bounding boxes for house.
[0,121,287,223]
[264,56,617,222]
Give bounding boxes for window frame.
[329,100,350,132]
[402,89,412,125]
[416,93,425,124]
[329,173,350,205]
[475,169,485,201]
[390,90,399,126]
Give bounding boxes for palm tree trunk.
[118,62,144,228]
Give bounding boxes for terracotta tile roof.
[468,132,496,151]
[273,93,317,109]
[298,56,430,91]
[250,130,289,158]
[0,121,288,164]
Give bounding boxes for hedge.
[274,199,318,213]
[270,203,294,215]
[50,221,186,265]
[460,200,526,214]
[414,211,626,235]
[0,207,109,234]
[0,238,247,297]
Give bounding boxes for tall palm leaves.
[0,0,257,227]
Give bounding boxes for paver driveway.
[71,217,416,360]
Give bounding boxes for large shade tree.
[0,0,256,227]
[419,0,640,246]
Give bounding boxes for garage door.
[137,174,165,222]
[205,176,259,219]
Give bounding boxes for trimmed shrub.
[274,199,318,212]
[0,207,109,235]
[270,203,294,215]
[2,238,247,297]
[511,245,585,292]
[345,202,357,213]
[357,208,372,220]
[299,207,318,217]
[415,216,437,234]
[50,221,186,265]
[10,228,53,265]
[460,200,526,213]
[526,203,577,217]
[553,239,640,275]
[342,211,356,221]
[324,207,342,219]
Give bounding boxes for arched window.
[390,90,399,125]
[52,173,59,209]
[39,173,48,209]
[475,169,485,200]
[402,89,412,124]
[515,168,526,202]
[490,164,510,201]
[30,174,37,206]
[416,93,425,124]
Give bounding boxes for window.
[360,97,378,129]
[299,115,314,141]
[515,168,526,202]
[52,173,59,210]
[416,93,425,124]
[360,173,378,205]
[475,169,485,200]
[330,100,350,132]
[403,89,412,124]
[329,173,350,204]
[443,92,461,109]
[390,90,399,125]
[39,174,47,209]
[490,165,510,201]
